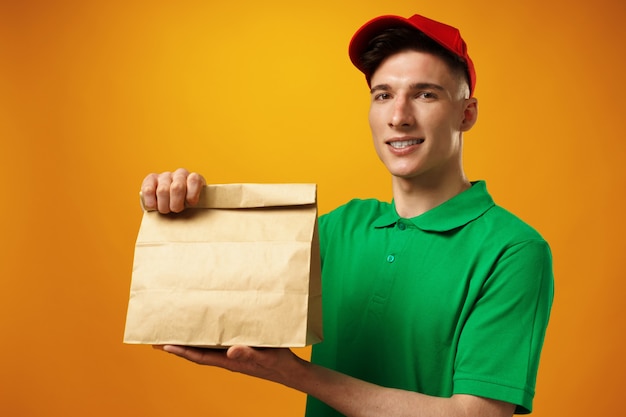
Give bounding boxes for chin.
[386,165,422,179]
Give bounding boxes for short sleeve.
[453,239,554,414]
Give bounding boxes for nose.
[389,97,415,128]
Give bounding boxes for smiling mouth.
[388,139,425,149]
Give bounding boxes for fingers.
[140,168,205,214]
[169,168,190,213]
[161,345,265,370]
[159,345,295,385]
[161,344,250,367]
[140,173,159,211]
[162,345,228,366]
[155,171,174,213]
[186,172,206,207]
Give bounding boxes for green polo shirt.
[305,181,554,416]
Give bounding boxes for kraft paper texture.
[123,183,322,348]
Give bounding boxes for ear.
[460,97,478,132]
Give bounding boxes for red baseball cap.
[348,14,476,95]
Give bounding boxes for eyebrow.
[370,82,446,94]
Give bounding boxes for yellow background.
[1,0,624,415]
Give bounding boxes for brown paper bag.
[123,183,322,348]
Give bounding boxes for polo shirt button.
[386,254,395,263]
[397,222,406,230]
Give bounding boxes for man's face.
[368,50,476,183]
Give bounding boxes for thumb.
[226,345,253,360]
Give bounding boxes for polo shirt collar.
[373,181,495,232]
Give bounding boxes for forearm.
[282,356,513,417]
[160,345,513,417]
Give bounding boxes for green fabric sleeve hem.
[453,377,534,414]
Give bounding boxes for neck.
[392,171,471,218]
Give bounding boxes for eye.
[416,91,437,100]
[374,92,391,101]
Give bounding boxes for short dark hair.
[359,25,470,89]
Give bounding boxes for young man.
[142,14,554,417]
